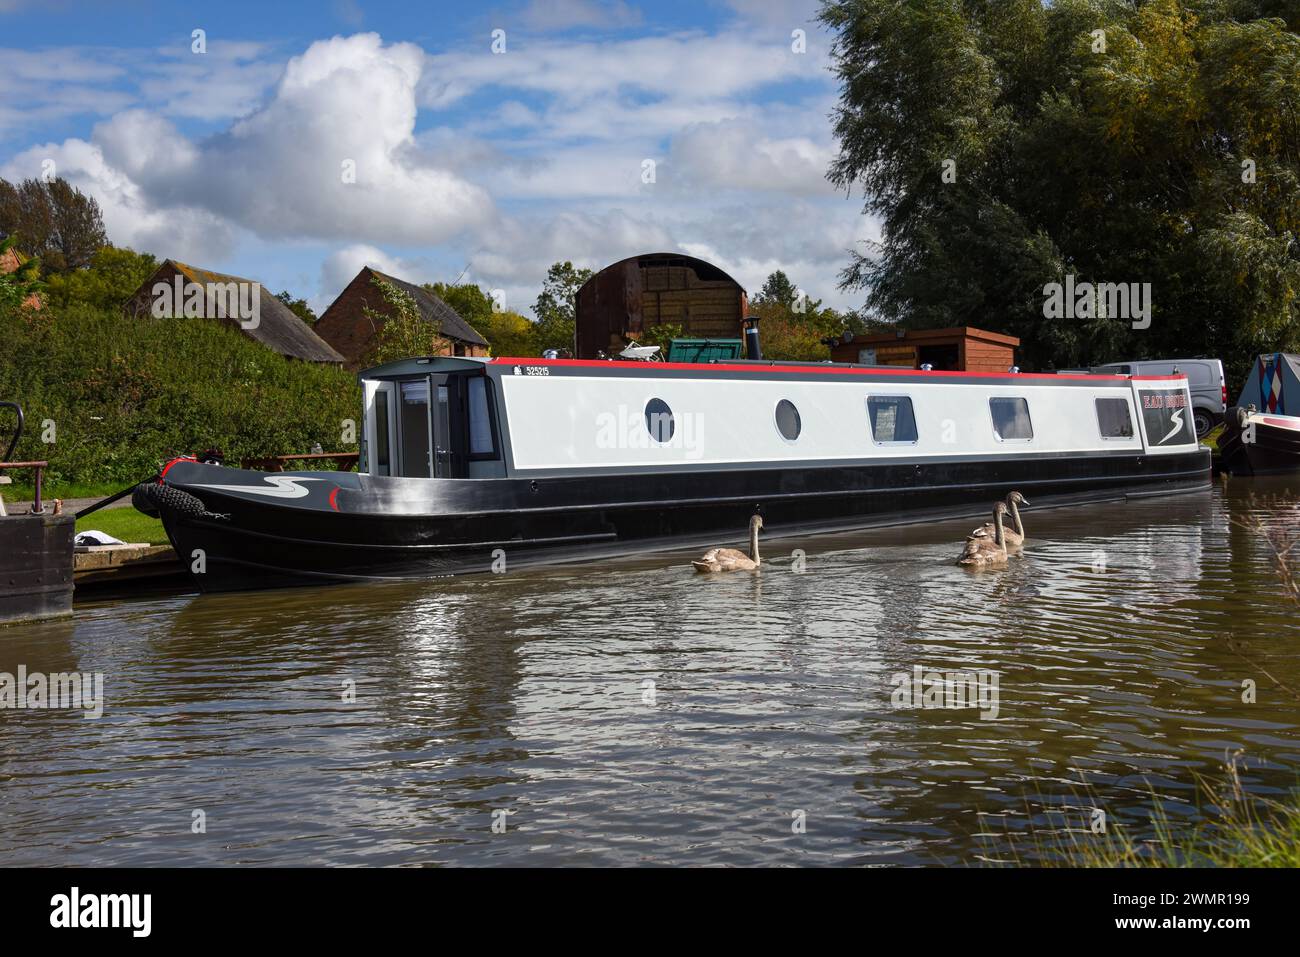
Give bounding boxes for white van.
[1091,358,1227,437]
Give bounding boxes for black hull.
[156,450,1210,593]
[1219,411,1300,475]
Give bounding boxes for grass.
[1200,423,1225,451]
[6,480,131,502]
[74,507,169,546]
[1005,762,1300,868]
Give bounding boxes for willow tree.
[820,0,1300,381]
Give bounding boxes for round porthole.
[775,399,801,441]
[644,397,675,443]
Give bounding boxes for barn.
[314,266,489,369]
[575,253,748,359]
[123,260,344,364]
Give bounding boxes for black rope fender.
[132,481,229,521]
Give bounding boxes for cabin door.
[397,379,433,477]
[429,374,468,478]
[369,381,397,476]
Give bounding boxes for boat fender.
[132,481,229,521]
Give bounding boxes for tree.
[753,270,801,311]
[532,261,593,355]
[426,281,538,357]
[44,245,156,310]
[0,176,107,272]
[748,269,846,360]
[365,276,434,365]
[820,0,1300,382]
[275,290,317,325]
[426,281,493,329]
[476,308,537,357]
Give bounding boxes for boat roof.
[359,354,1188,384]
[484,356,1188,383]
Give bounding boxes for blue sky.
[0,0,876,315]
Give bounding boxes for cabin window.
[374,389,392,475]
[1095,397,1134,439]
[644,398,675,443]
[398,379,432,477]
[775,399,801,441]
[467,376,495,455]
[989,397,1033,441]
[867,396,918,443]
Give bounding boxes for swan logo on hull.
[190,476,325,499]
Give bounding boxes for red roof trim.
[488,356,1188,384]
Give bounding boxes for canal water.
[2,477,1297,866]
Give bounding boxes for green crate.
[665,338,745,363]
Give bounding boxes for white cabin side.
[496,372,1198,472]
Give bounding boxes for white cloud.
[0,135,235,264]
[719,0,822,29]
[514,0,642,31]
[318,243,412,305]
[183,33,493,243]
[420,32,825,116]
[469,208,675,283]
[6,34,495,255]
[668,118,831,194]
[136,42,284,121]
[2,23,875,318]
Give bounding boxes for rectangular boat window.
[374,389,392,475]
[398,379,431,478]
[866,396,918,443]
[1095,397,1134,439]
[990,397,1033,441]
[467,376,495,456]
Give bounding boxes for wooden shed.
[575,253,747,359]
[830,326,1019,373]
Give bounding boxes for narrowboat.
[135,356,1210,592]
[1219,353,1300,475]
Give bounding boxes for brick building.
[315,267,489,369]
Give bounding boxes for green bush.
[0,299,359,487]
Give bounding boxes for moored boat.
[1219,353,1300,475]
[136,356,1209,592]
